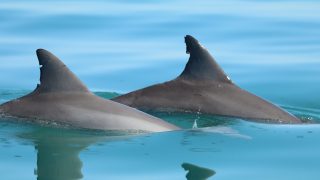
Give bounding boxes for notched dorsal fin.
[33,49,89,93]
[178,35,232,83]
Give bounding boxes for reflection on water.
[20,128,97,180]
[17,126,135,180]
[19,127,221,180]
[182,162,215,180]
[1,119,320,179]
[33,132,91,180]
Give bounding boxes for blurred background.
[0,0,319,109]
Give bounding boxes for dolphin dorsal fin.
[33,49,89,93]
[178,35,232,83]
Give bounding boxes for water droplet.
[192,119,198,129]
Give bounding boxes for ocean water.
[1,0,320,179]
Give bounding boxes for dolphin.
[0,49,179,132]
[113,35,301,124]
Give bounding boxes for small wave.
[281,105,320,123]
[195,126,252,140]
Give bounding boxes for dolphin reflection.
[16,125,215,180]
[182,162,216,180]
[19,126,134,180]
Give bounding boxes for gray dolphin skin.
[113,35,301,123]
[0,49,179,132]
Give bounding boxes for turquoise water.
[1,0,320,179]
